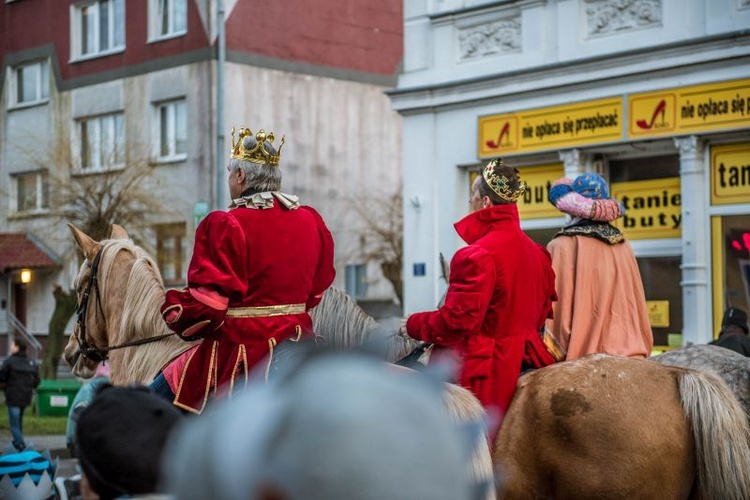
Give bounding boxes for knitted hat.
[548,172,625,222]
[162,352,478,500]
[76,385,182,500]
[722,307,749,334]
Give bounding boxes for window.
[78,112,125,171]
[13,171,49,213]
[156,222,186,285]
[72,0,125,59]
[150,0,187,40]
[345,264,368,300]
[156,99,187,160]
[10,61,49,106]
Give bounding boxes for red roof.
[0,233,58,272]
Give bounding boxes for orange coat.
[546,228,653,360]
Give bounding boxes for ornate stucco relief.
[457,18,522,60]
[585,0,662,36]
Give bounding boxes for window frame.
[75,112,126,173]
[70,0,125,62]
[8,60,49,109]
[155,222,187,286]
[148,0,188,42]
[11,170,49,215]
[154,99,187,163]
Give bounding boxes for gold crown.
[230,127,285,166]
[482,159,526,203]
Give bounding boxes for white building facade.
[391,0,750,348]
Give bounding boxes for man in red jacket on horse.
[153,127,335,414]
[401,159,557,438]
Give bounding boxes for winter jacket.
[0,353,40,407]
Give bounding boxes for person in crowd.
[151,127,335,414]
[399,158,558,436]
[546,172,653,360]
[710,307,750,356]
[66,362,110,457]
[161,351,479,500]
[75,384,182,500]
[0,339,40,451]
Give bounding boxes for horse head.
[64,223,132,378]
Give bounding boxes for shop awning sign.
[628,79,750,139]
[478,97,623,157]
[611,177,682,240]
[711,143,750,206]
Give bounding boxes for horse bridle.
[75,244,176,362]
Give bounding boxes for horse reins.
[75,244,176,362]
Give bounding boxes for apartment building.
[0,0,403,350]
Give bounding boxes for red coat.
[406,204,556,433]
[167,200,335,413]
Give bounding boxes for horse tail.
[679,369,750,500]
[442,383,495,500]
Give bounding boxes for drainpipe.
[215,0,226,210]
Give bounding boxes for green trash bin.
[35,379,82,417]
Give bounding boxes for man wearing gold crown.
[152,127,335,413]
[400,159,557,440]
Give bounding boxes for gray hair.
[230,135,282,192]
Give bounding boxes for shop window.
[712,214,750,337]
[346,264,367,300]
[71,0,125,60]
[156,222,186,285]
[637,256,683,347]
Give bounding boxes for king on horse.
[151,126,335,413]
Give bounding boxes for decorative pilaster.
[674,136,711,345]
[559,149,591,178]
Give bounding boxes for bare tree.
[25,123,174,377]
[350,188,403,304]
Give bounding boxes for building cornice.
[388,30,750,114]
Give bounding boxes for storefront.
[395,74,750,348]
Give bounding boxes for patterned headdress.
[548,172,624,222]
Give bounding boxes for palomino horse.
[64,224,494,498]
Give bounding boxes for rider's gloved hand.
[161,288,225,340]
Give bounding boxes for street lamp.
[20,269,32,284]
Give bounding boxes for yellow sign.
[628,78,750,138]
[711,143,750,205]
[647,300,670,328]
[478,97,623,157]
[611,177,682,240]
[469,163,564,219]
[516,163,565,219]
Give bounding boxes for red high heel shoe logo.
[486,122,511,149]
[636,99,667,130]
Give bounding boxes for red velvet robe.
[166,200,335,413]
[406,204,557,436]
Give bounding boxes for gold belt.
[225,303,306,318]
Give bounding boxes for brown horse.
[494,354,750,499]
[64,224,495,499]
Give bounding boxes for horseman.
[400,158,558,438]
[151,127,335,413]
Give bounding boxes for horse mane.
[310,286,418,363]
[98,239,191,385]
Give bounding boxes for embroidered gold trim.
[173,340,217,415]
[556,222,625,245]
[226,303,306,318]
[265,338,277,382]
